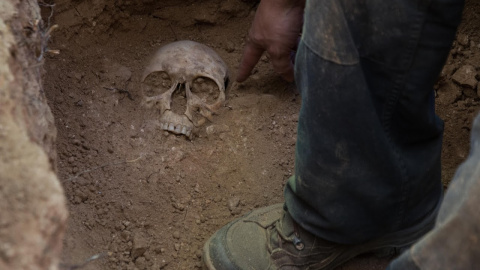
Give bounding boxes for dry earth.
[39,0,480,269]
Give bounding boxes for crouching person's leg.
[387,113,480,270]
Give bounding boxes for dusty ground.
[41,0,479,269]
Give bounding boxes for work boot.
[203,204,435,270]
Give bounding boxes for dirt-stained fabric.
[286,0,464,244]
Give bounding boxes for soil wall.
[0,1,67,269]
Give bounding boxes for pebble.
[441,64,456,78]
[160,259,168,268]
[206,124,230,137]
[193,10,217,25]
[228,197,240,212]
[452,65,478,89]
[196,249,203,259]
[457,33,470,47]
[436,81,462,105]
[121,230,131,240]
[173,202,185,211]
[75,100,84,107]
[135,256,147,270]
[115,223,125,231]
[225,41,235,53]
[71,71,84,82]
[132,231,148,259]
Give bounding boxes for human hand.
[236,0,305,82]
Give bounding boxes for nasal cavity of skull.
[171,84,187,115]
[191,77,220,104]
[142,71,172,97]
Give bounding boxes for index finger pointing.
[236,40,265,82]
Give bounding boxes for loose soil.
[41,0,480,269]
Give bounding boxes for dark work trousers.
[284,0,465,244]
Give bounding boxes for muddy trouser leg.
[284,0,464,244]
[386,113,480,269]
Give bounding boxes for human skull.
[141,40,228,139]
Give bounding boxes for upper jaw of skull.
[159,110,194,138]
[141,40,228,139]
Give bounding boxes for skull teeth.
[161,122,192,138]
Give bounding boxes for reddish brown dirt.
[41,0,479,269]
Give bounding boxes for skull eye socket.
[191,76,221,104]
[142,71,172,97]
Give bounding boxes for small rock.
[436,81,462,105]
[121,230,131,240]
[172,202,185,211]
[115,223,125,231]
[193,10,217,25]
[75,190,88,202]
[131,231,149,259]
[463,87,477,98]
[440,64,456,78]
[452,65,478,89]
[173,150,185,162]
[174,243,181,251]
[225,41,235,53]
[75,100,84,107]
[196,249,203,259]
[151,260,164,270]
[457,33,469,47]
[172,231,180,239]
[206,124,230,137]
[261,55,269,63]
[159,259,168,269]
[69,71,83,82]
[228,197,240,212]
[135,256,147,270]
